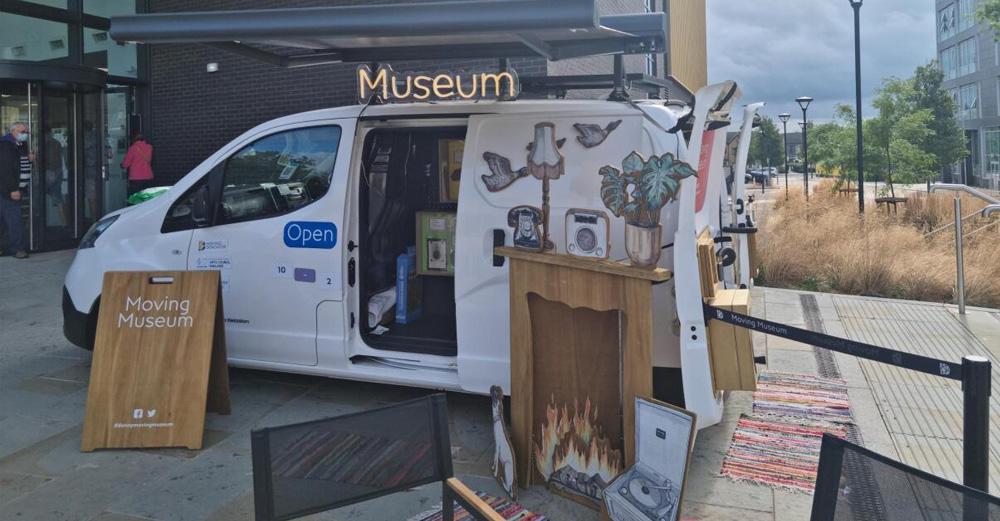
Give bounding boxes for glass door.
[0,81,39,250]
[103,88,131,214]
[40,89,77,246]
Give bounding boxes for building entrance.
[0,80,134,252]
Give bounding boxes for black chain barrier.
[703,303,963,380]
[703,301,991,504]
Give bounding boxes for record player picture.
[611,469,678,521]
[604,397,696,521]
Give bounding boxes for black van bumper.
[63,287,93,350]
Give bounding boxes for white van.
[62,82,751,428]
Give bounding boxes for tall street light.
[779,112,791,200]
[796,96,813,201]
[850,0,865,213]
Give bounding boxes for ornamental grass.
[757,181,1000,308]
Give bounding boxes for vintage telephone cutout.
[507,205,544,252]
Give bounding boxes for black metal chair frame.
[252,393,504,521]
[810,433,1000,521]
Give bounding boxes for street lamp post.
[779,112,790,200]
[796,96,813,201]
[850,0,865,213]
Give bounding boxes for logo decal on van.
[283,221,338,249]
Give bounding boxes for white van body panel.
[64,96,733,428]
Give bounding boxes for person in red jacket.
[122,133,154,195]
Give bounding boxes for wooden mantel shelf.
[495,246,672,282]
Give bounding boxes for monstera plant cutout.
[600,151,696,267]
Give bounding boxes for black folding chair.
[810,434,1000,521]
[251,393,505,521]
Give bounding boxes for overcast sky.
[707,0,937,125]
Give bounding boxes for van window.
[162,175,211,233]
[162,125,342,232]
[218,125,342,225]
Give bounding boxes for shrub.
[758,182,1000,308]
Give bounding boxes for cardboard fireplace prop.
[497,247,672,509]
[604,397,696,521]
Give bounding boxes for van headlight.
[79,215,119,249]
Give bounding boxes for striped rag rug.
[407,491,547,521]
[720,372,854,493]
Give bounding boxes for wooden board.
[706,289,756,392]
[668,0,708,90]
[81,271,230,451]
[496,246,671,282]
[696,229,718,299]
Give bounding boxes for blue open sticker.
[283,221,338,249]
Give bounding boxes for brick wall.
[147,0,646,183]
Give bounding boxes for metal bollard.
[954,198,966,315]
[962,355,991,519]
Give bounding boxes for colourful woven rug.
[753,372,852,424]
[407,491,547,521]
[720,372,854,492]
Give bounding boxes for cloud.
[707,0,936,123]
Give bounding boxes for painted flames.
[533,395,623,487]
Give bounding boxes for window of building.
[958,37,977,76]
[959,0,977,31]
[941,46,958,80]
[644,0,656,77]
[84,27,138,78]
[940,3,958,40]
[986,127,1000,174]
[0,14,68,61]
[960,83,979,120]
[23,0,67,7]
[218,126,342,225]
[84,0,137,17]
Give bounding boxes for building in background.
[937,0,1000,189]
[1,0,706,251]
[145,0,707,186]
[0,0,147,252]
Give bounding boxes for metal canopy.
[110,0,666,66]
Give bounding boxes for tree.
[979,0,1000,35]
[910,63,967,175]
[748,116,783,170]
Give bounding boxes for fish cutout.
[573,119,622,148]
[482,152,529,192]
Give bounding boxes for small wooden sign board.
[81,271,231,452]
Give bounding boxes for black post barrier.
[703,303,995,512]
[963,355,991,492]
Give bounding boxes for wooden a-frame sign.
[81,271,231,451]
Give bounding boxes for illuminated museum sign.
[357,65,519,103]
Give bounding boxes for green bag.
[127,186,170,206]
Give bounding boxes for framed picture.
[438,139,464,203]
[604,397,697,521]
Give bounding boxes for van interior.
[359,126,467,357]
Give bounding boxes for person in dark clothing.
[0,122,29,259]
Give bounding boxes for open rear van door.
[455,112,647,394]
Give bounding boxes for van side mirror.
[191,185,211,226]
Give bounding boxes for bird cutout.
[482,152,529,192]
[490,385,517,500]
[573,119,622,148]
